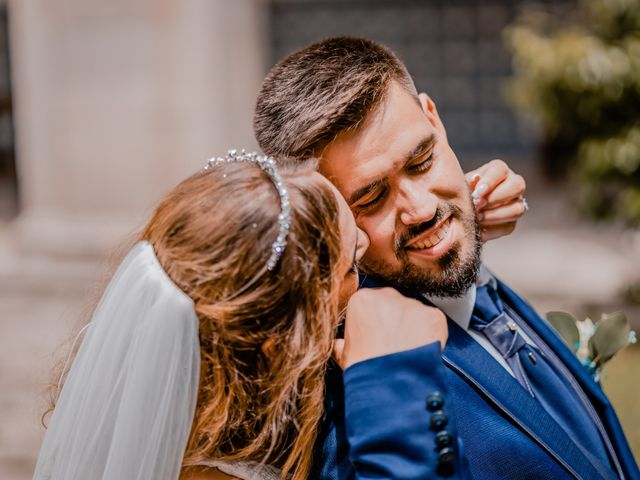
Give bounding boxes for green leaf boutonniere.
[546,311,637,381]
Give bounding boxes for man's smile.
[404,216,456,258]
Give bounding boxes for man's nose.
[397,181,438,226]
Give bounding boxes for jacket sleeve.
[343,341,469,479]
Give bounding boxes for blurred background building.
[0,1,638,478]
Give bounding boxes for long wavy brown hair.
[48,161,344,479]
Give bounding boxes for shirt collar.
[423,285,476,330]
[422,264,496,331]
[477,263,498,290]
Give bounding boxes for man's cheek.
[438,152,467,188]
[361,238,398,274]
[359,212,398,258]
[356,220,382,250]
[367,231,396,261]
[363,242,387,263]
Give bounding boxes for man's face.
[319,81,481,297]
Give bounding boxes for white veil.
[33,241,201,480]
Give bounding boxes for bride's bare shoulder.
[181,466,238,480]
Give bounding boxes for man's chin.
[361,205,482,297]
[361,243,481,297]
[402,253,479,297]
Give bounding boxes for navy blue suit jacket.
[313,278,639,479]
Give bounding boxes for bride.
[33,151,525,480]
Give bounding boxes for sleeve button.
[435,430,453,449]
[426,391,445,411]
[438,446,456,464]
[430,410,448,430]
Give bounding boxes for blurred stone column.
[7,0,267,258]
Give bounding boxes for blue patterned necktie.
[470,283,614,474]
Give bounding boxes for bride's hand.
[333,288,447,370]
[465,159,527,243]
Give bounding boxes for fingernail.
[474,198,487,209]
[477,212,484,221]
[472,183,488,199]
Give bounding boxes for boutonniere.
[546,311,637,381]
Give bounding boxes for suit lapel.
[443,320,606,480]
[496,280,609,406]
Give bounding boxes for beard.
[359,199,482,298]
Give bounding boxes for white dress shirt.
[423,265,534,377]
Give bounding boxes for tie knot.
[470,283,505,330]
[470,286,527,360]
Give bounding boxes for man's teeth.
[409,220,450,250]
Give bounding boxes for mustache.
[395,203,463,253]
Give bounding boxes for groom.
[254,37,638,479]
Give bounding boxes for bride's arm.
[334,289,467,479]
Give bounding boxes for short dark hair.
[254,36,417,161]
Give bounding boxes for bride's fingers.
[478,201,528,226]
[467,159,510,207]
[480,222,517,243]
[479,172,526,212]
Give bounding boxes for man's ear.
[418,92,448,142]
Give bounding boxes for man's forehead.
[319,126,436,203]
[322,81,421,148]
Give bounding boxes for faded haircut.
[254,36,418,161]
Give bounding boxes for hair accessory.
[204,149,291,271]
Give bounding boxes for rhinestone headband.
[203,150,291,271]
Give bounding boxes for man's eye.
[408,155,433,173]
[356,190,385,210]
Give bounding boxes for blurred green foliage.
[506,0,640,225]
[601,343,640,460]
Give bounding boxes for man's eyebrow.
[347,134,436,206]
[348,178,386,206]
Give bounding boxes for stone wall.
[8,0,267,257]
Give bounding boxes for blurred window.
[268,0,576,168]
